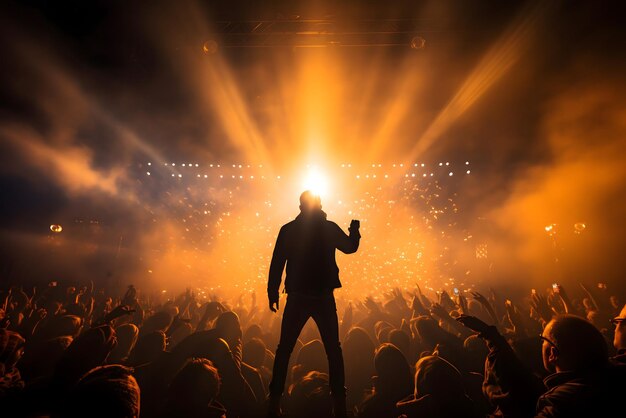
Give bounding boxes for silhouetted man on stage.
[267,190,360,418]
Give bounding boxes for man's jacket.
[268,210,360,298]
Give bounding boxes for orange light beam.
[201,54,274,167]
[404,0,553,164]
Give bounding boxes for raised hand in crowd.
[470,291,500,326]
[530,291,554,325]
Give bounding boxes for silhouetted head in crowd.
[343,327,375,408]
[162,303,180,318]
[375,321,393,344]
[462,299,491,325]
[296,339,328,377]
[463,334,489,374]
[413,355,466,400]
[172,332,234,373]
[128,331,166,365]
[215,311,242,344]
[167,319,193,349]
[414,316,452,351]
[243,323,263,343]
[140,311,173,336]
[587,310,612,332]
[242,337,266,369]
[389,329,411,361]
[344,327,375,359]
[54,324,117,388]
[34,315,83,341]
[397,355,477,418]
[109,324,139,363]
[287,371,333,418]
[299,190,322,215]
[167,358,221,410]
[541,314,608,373]
[373,343,413,397]
[61,365,139,418]
[17,336,72,381]
[122,285,138,306]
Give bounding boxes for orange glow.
[2,0,624,299]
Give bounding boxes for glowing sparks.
[544,224,557,237]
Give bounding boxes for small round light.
[410,36,426,50]
[203,40,219,54]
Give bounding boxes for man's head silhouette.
[299,190,322,214]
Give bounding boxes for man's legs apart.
[312,297,347,417]
[268,295,310,412]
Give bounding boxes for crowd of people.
[0,278,624,418]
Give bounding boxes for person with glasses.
[611,304,626,364]
[534,314,626,417]
[457,313,626,417]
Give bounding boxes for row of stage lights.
[150,162,470,168]
[157,163,265,168]
[155,173,283,179]
[146,162,471,178]
[341,162,470,168]
[145,172,470,179]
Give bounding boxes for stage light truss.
[203,19,438,48]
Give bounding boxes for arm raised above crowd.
[456,315,544,417]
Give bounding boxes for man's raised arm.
[335,219,361,254]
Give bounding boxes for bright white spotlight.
[302,167,329,198]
